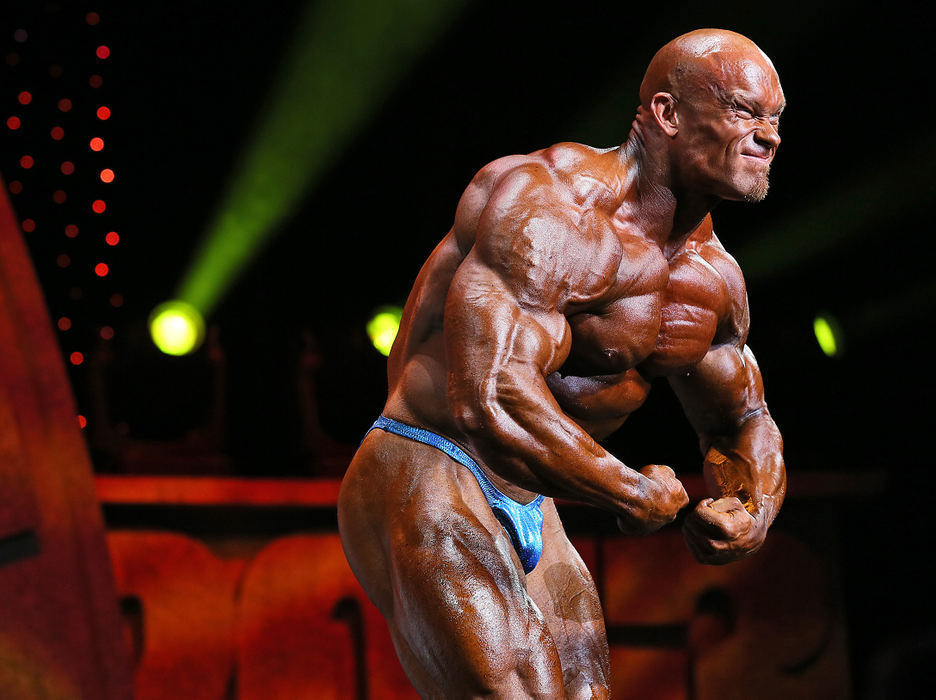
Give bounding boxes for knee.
[466,625,564,697]
[560,648,610,699]
[564,674,610,700]
[468,654,558,698]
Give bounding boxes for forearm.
[701,410,785,526]
[443,224,676,521]
[454,366,657,519]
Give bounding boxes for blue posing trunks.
[367,416,546,574]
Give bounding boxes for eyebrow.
[731,93,786,117]
[711,83,785,117]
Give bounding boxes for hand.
[616,464,689,535]
[682,497,766,564]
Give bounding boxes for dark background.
[2,0,934,694]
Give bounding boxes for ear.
[650,92,679,137]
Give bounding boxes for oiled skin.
[339,29,787,698]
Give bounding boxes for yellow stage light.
[367,306,403,357]
[149,301,205,356]
[813,315,842,357]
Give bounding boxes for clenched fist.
[683,496,766,564]
[616,464,689,535]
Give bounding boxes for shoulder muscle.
[470,163,620,312]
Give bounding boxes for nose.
[755,119,781,151]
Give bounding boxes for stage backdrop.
[1,169,854,698]
[0,176,132,699]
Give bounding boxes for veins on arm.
[668,245,785,522]
[443,164,643,509]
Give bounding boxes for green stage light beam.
[177,0,465,317]
[850,278,936,337]
[735,145,936,282]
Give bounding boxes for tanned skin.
[338,29,787,698]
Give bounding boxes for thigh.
[525,498,610,699]
[386,496,565,698]
[340,432,565,698]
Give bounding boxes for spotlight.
[149,301,205,356]
[813,315,843,357]
[366,305,403,357]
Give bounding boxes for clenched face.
[672,54,785,202]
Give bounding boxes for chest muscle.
[566,249,730,376]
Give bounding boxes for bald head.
[640,29,779,108]
[630,29,785,204]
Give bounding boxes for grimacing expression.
[674,56,785,202]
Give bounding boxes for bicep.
[444,254,570,401]
[444,163,580,377]
[443,163,617,425]
[443,199,577,429]
[669,342,767,439]
[674,237,765,436]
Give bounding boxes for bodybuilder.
[338,28,787,698]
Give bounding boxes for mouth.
[741,151,771,161]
